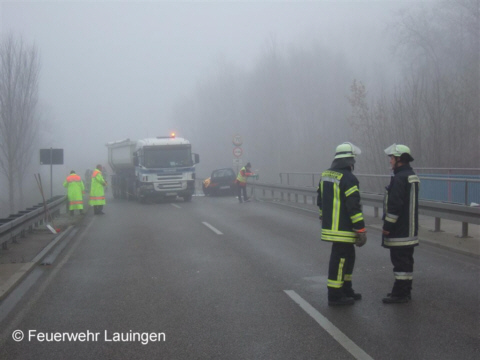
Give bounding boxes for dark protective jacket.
[317,159,365,243]
[382,164,420,248]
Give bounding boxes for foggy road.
[0,195,478,359]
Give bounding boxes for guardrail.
[0,195,67,250]
[248,181,480,238]
[279,172,480,205]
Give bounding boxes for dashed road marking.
[202,222,223,235]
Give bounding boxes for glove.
[355,231,367,247]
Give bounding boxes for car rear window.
[213,169,235,178]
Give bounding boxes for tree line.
[173,0,479,182]
[0,0,477,215]
[349,0,479,175]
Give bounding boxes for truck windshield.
[143,146,193,168]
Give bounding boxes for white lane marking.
[202,222,223,235]
[171,203,181,209]
[284,290,374,360]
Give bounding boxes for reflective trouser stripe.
[344,274,352,281]
[328,258,345,288]
[327,279,343,288]
[394,272,413,280]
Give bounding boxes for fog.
[0,0,424,212]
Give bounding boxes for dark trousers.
[93,205,104,214]
[237,184,248,202]
[327,242,356,299]
[390,247,414,296]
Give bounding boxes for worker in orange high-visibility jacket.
[235,162,254,203]
[89,164,107,215]
[63,170,85,216]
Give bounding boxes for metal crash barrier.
[0,195,66,250]
[248,181,480,238]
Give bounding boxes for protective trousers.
[389,247,414,297]
[327,242,355,300]
[237,184,248,202]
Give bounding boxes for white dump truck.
[106,134,200,202]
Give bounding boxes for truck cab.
[107,135,199,202]
[134,137,199,202]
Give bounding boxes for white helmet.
[334,142,361,159]
[384,144,414,161]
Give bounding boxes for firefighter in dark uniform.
[317,142,367,306]
[382,144,420,304]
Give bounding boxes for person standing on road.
[317,142,367,306]
[382,144,420,304]
[235,162,254,203]
[89,164,107,215]
[63,170,85,216]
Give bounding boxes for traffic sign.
[233,147,243,158]
[232,134,243,146]
[40,148,64,165]
[233,158,242,165]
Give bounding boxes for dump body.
[106,137,199,202]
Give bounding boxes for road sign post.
[40,148,64,199]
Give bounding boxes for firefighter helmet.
[334,142,361,159]
[384,144,414,162]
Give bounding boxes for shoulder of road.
[1,200,478,301]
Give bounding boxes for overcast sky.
[0,0,412,178]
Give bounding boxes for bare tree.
[349,0,479,172]
[0,34,40,213]
[392,0,479,167]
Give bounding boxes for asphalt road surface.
[0,194,478,359]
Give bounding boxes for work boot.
[382,295,410,304]
[387,292,411,300]
[344,290,362,300]
[328,297,355,306]
[342,281,362,300]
